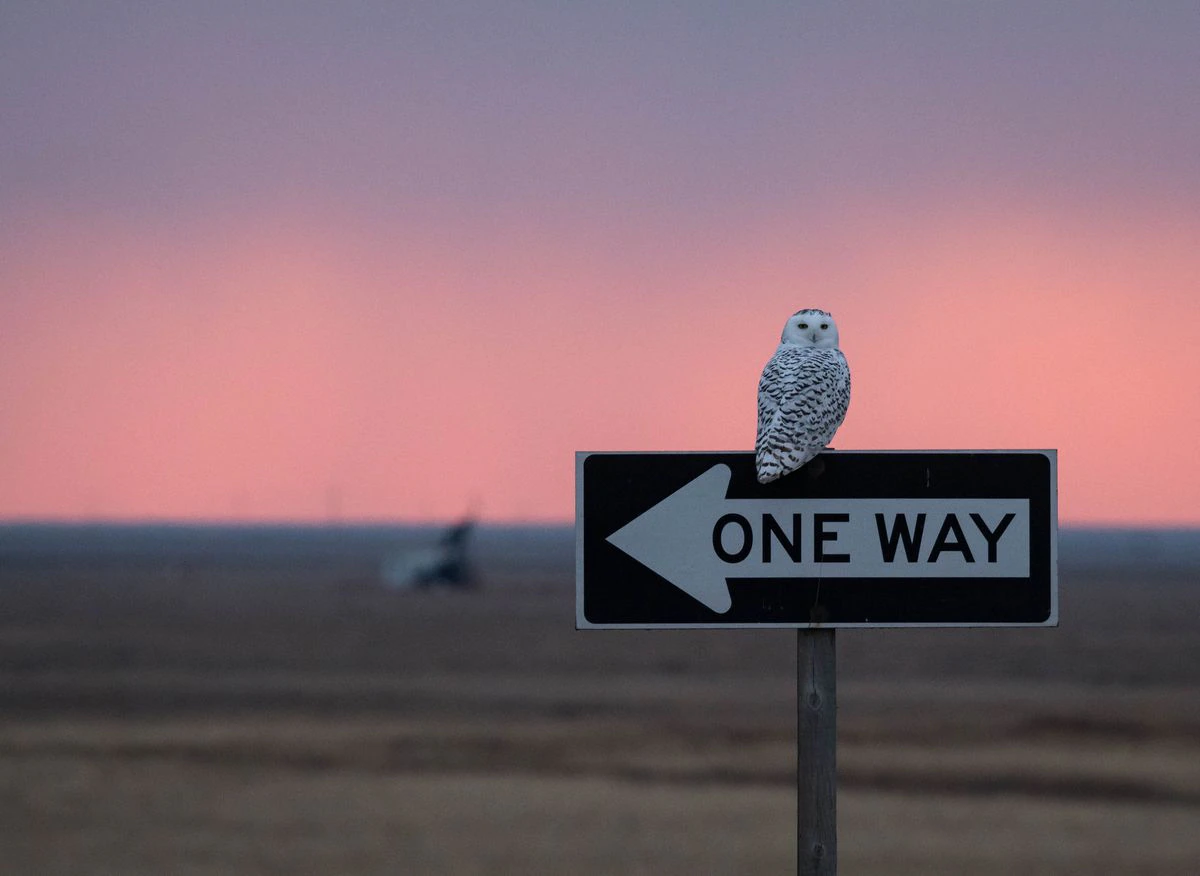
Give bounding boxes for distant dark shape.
[380,518,476,589]
[421,519,474,588]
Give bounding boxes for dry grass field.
[2,542,1199,874]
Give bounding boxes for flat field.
[2,552,1199,874]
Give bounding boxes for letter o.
[712,513,753,563]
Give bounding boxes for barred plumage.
[755,309,851,484]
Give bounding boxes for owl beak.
[809,331,820,343]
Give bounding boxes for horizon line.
[3,516,1200,533]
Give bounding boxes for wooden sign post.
[798,629,836,875]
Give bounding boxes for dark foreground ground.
[2,548,1199,874]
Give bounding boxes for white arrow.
[605,464,1029,614]
[606,464,742,613]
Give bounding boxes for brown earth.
[2,559,1198,874]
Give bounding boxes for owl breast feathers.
[755,329,851,484]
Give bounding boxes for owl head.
[780,309,840,348]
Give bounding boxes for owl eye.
[820,323,829,330]
[798,322,808,329]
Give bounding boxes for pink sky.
[3,195,1197,525]
[3,4,1199,524]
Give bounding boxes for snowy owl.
[755,309,851,484]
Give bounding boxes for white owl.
[755,309,851,484]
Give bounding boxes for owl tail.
[755,446,819,484]
[755,452,784,483]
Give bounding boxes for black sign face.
[576,451,1057,628]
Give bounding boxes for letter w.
[876,513,926,563]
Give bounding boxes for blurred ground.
[2,550,1199,874]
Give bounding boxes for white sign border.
[576,449,1059,630]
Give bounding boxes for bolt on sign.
[576,451,1057,629]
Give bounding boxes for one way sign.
[576,451,1057,628]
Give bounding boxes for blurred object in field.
[380,518,475,589]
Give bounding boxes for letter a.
[927,514,975,563]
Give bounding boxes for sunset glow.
[3,4,1199,524]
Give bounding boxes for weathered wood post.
[797,628,836,875]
